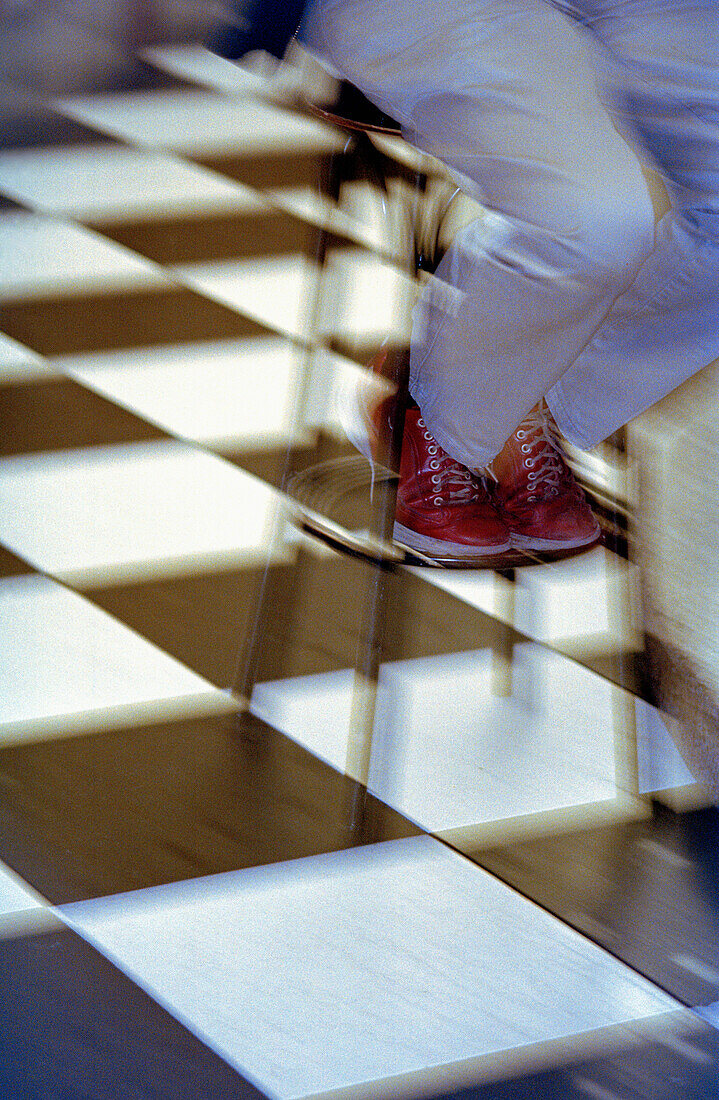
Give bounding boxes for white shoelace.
[514,404,567,502]
[417,418,483,505]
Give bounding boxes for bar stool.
[234,79,634,833]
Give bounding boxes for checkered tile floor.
[0,42,717,1098]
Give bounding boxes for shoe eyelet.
[528,471,537,480]
[516,430,526,439]
[429,460,440,470]
[528,495,537,502]
[427,446,438,455]
[524,458,533,468]
[417,418,425,427]
[431,474,442,484]
[521,444,531,454]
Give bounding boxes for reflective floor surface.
[0,38,717,1099]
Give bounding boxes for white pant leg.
[305,0,655,466]
[547,0,719,449]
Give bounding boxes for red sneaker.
[394,409,511,558]
[490,402,600,551]
[339,350,510,559]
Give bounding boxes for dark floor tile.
[76,498,507,695]
[475,805,719,1006]
[0,99,121,150]
[550,639,645,697]
[222,429,357,491]
[0,923,267,1099]
[86,547,397,696]
[223,441,318,490]
[91,207,353,267]
[327,331,407,367]
[239,547,526,690]
[0,287,271,356]
[103,57,206,94]
[0,377,166,456]
[0,544,34,577]
[0,709,422,903]
[238,550,369,687]
[196,144,425,208]
[383,566,523,664]
[198,150,332,192]
[439,1016,719,1099]
[87,562,292,688]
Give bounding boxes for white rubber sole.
[394,521,512,558]
[510,526,601,551]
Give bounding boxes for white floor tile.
[265,185,393,253]
[318,248,416,348]
[176,248,414,349]
[263,178,412,262]
[697,1003,719,1029]
[412,546,641,650]
[141,44,272,95]
[173,254,321,342]
[512,549,639,646]
[0,145,262,223]
[635,698,696,794]
[174,247,414,349]
[251,667,355,776]
[0,212,167,300]
[139,44,336,104]
[0,440,292,586]
[0,574,232,744]
[0,333,55,383]
[61,337,311,450]
[54,90,344,158]
[0,859,46,916]
[304,350,385,438]
[59,836,678,1099]
[251,643,620,831]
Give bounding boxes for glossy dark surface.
[477,805,719,1006]
[0,710,421,904]
[0,924,267,1099]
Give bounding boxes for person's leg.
[545,0,719,450]
[304,0,655,467]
